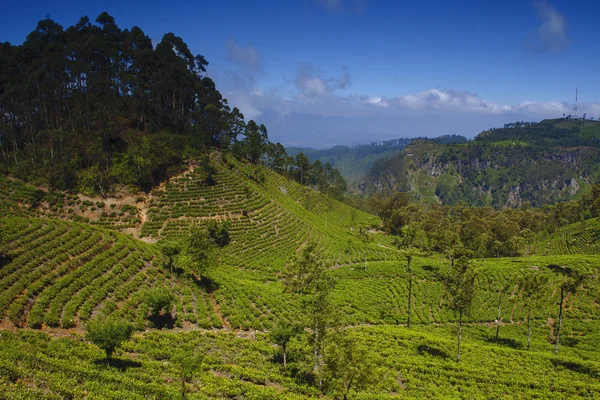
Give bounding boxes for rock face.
[360,131,600,207]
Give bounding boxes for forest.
[0,13,343,197]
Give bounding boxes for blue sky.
[2,0,600,146]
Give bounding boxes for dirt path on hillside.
[209,293,232,331]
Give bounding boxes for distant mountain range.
[257,109,530,149]
[288,135,467,185]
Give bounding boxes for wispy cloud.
[356,89,600,118]
[530,0,568,53]
[360,96,390,108]
[225,38,261,73]
[313,0,367,13]
[294,64,352,100]
[390,89,512,114]
[219,38,265,120]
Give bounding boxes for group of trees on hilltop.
[0,13,285,194]
[291,152,347,198]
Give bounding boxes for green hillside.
[289,135,467,186]
[362,119,600,207]
[3,155,600,398]
[288,140,412,185]
[531,217,600,256]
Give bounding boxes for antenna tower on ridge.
[574,88,578,118]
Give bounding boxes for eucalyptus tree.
[553,269,585,355]
[444,253,477,362]
[393,223,425,328]
[284,242,336,384]
[517,270,549,350]
[493,280,513,342]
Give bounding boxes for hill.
[3,154,600,398]
[288,135,467,186]
[361,119,600,207]
[530,217,600,256]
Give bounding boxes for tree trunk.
[527,309,532,351]
[313,323,319,373]
[407,257,412,329]
[283,343,287,370]
[180,364,186,398]
[495,289,502,341]
[555,287,564,355]
[457,310,463,363]
[106,347,114,360]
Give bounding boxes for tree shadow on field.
[486,337,523,349]
[561,336,579,347]
[553,359,599,378]
[172,265,186,276]
[148,313,175,329]
[193,275,220,293]
[0,253,12,269]
[417,344,449,359]
[94,358,142,371]
[546,264,577,277]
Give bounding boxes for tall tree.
[493,281,512,342]
[553,270,584,355]
[284,243,336,385]
[393,223,425,328]
[444,254,477,362]
[517,270,549,350]
[323,330,376,400]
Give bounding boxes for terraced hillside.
[140,153,397,270]
[0,217,226,331]
[531,218,600,256]
[2,157,600,398]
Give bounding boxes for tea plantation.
[1,155,600,399]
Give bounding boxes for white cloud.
[356,88,600,119]
[226,92,263,120]
[294,64,352,100]
[513,100,569,115]
[383,89,511,114]
[360,96,389,108]
[531,1,568,53]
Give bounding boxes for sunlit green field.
[1,157,600,398]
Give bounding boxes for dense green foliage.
[363,119,600,207]
[372,186,600,258]
[85,316,133,359]
[0,14,287,195]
